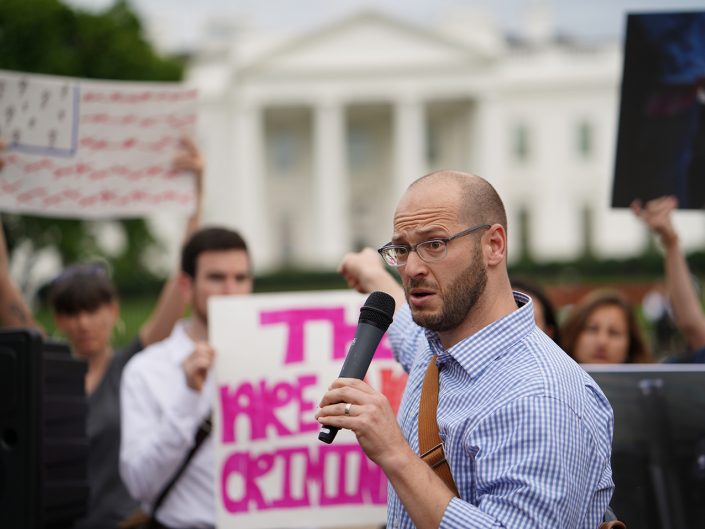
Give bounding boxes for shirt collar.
[167,319,197,364]
[424,291,535,379]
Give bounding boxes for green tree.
[0,0,184,293]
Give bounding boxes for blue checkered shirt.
[386,292,614,529]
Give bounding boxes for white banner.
[209,290,408,529]
[0,69,197,217]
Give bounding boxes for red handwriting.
[81,89,198,104]
[8,188,194,207]
[79,135,175,152]
[80,112,196,128]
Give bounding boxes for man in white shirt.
[120,227,253,529]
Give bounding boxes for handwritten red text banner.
[209,291,408,529]
[0,69,197,217]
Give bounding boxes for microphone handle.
[318,322,386,444]
[338,323,386,378]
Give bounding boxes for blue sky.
[65,0,705,51]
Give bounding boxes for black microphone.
[318,291,396,444]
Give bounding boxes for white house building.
[182,8,705,273]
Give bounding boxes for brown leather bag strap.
[418,354,459,496]
[417,356,627,528]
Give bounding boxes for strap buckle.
[419,442,447,469]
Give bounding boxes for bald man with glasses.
[317,170,614,529]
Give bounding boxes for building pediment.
[239,10,495,79]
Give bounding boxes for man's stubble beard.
[406,246,488,333]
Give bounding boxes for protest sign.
[611,12,705,209]
[0,69,197,217]
[209,290,409,529]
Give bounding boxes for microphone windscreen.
[358,291,395,331]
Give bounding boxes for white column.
[313,101,348,268]
[232,104,273,270]
[393,97,426,199]
[468,94,504,188]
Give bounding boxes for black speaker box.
[0,328,88,529]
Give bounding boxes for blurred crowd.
[1,134,705,528]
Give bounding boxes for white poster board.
[0,69,197,217]
[209,291,408,529]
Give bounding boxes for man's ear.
[484,224,507,267]
[178,271,194,301]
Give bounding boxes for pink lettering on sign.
[219,375,319,443]
[220,444,387,513]
[259,306,393,364]
[317,444,384,506]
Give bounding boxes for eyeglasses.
[377,223,491,267]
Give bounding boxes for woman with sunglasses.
[0,137,204,529]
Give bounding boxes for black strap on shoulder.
[150,415,213,519]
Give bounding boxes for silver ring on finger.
[344,402,352,416]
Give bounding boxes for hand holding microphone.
[317,291,395,444]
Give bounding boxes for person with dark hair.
[560,289,653,364]
[49,263,116,313]
[119,225,253,529]
[0,137,206,529]
[509,276,561,344]
[320,170,614,528]
[180,226,249,278]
